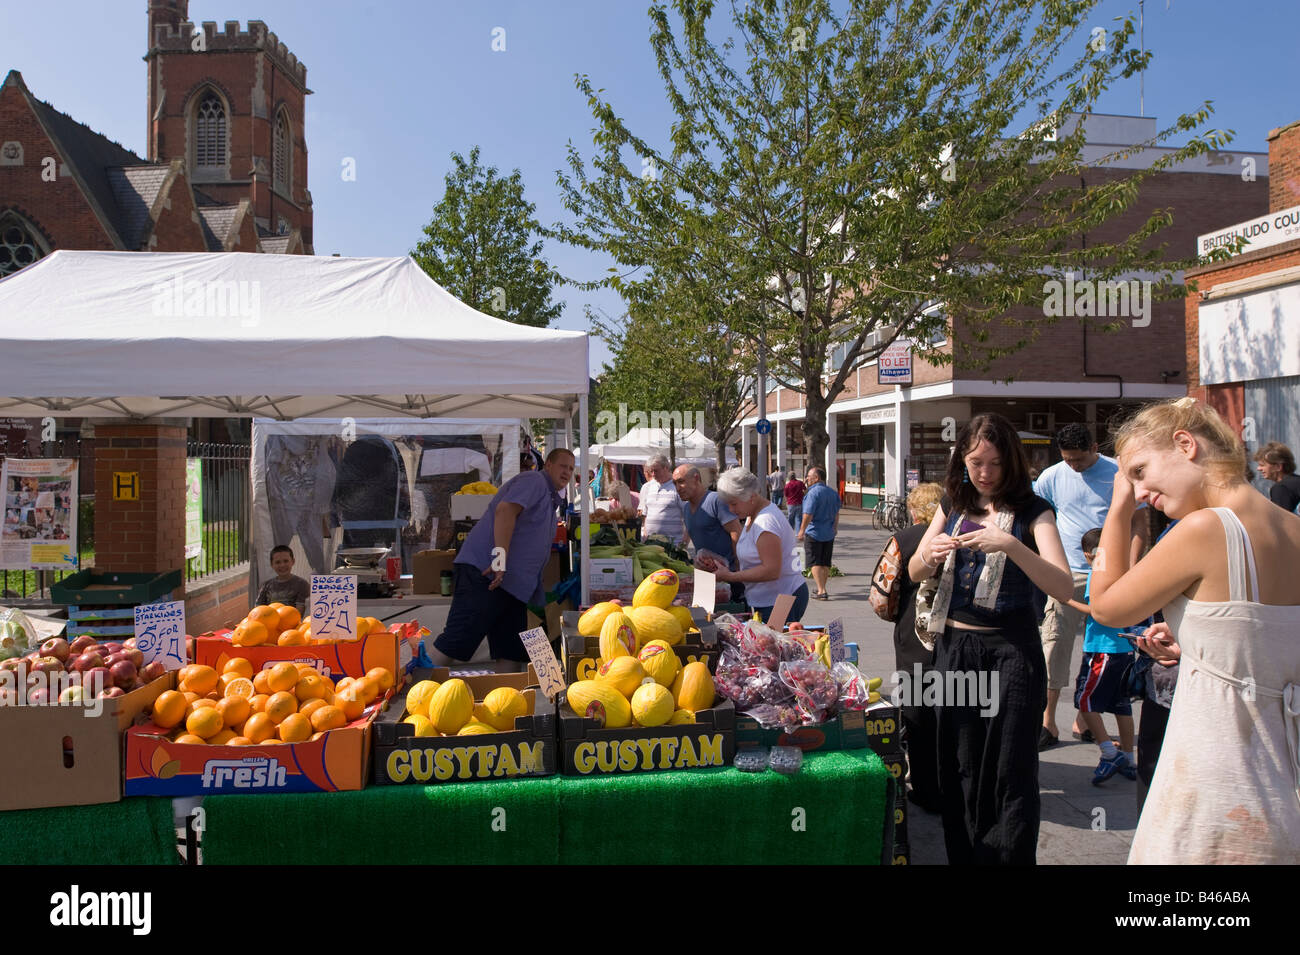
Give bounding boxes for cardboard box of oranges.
[124,657,397,796]
[193,603,402,682]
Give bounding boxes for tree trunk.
[802,387,831,476]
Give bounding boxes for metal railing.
[186,441,251,583]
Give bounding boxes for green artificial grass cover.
[556,750,890,865]
[0,797,177,865]
[202,777,564,865]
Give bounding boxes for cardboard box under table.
[560,606,720,683]
[0,672,175,812]
[372,666,557,785]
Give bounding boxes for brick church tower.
[144,0,313,252]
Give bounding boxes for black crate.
[558,695,735,777]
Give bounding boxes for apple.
[101,642,123,655]
[83,667,113,693]
[105,652,129,668]
[30,656,64,674]
[123,648,144,669]
[72,651,105,673]
[97,686,125,699]
[39,638,70,663]
[0,687,19,707]
[109,659,137,686]
[58,685,86,705]
[68,635,97,655]
[26,688,49,705]
[122,636,137,649]
[0,658,21,673]
[141,661,167,683]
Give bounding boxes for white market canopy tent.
[0,250,588,420]
[590,427,738,468]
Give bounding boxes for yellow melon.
[457,721,497,735]
[476,686,529,731]
[667,605,696,633]
[566,680,632,729]
[630,682,674,727]
[637,639,681,687]
[404,679,441,719]
[627,605,684,647]
[632,569,679,609]
[577,600,625,637]
[595,655,646,700]
[673,661,716,712]
[403,714,437,737]
[427,679,473,735]
[668,709,697,725]
[599,611,640,660]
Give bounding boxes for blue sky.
[4,0,1298,375]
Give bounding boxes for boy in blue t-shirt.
[1068,527,1138,785]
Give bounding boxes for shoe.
[812,592,829,600]
[1092,751,1137,785]
[1072,728,1096,744]
[1038,727,1058,751]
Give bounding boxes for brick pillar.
[1267,119,1300,215]
[93,420,187,576]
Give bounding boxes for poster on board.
[0,458,78,570]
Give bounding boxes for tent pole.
[578,395,590,608]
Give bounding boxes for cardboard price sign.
[518,626,566,701]
[692,568,716,615]
[827,618,846,663]
[311,575,358,641]
[134,600,187,670]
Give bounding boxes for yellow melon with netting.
[566,680,632,729]
[599,612,639,660]
[595,655,646,700]
[632,569,679,609]
[637,639,680,687]
[427,679,473,734]
[404,680,440,718]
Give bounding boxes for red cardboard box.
[124,690,390,796]
[193,628,402,682]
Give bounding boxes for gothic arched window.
[194,90,228,173]
[273,110,291,194]
[0,211,50,279]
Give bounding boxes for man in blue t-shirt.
[1033,424,1146,749]
[798,466,840,600]
[673,464,742,602]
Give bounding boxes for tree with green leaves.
[413,146,562,328]
[553,0,1233,467]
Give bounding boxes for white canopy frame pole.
[578,393,590,608]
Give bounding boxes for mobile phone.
[958,519,983,536]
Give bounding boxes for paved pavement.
[803,507,1139,865]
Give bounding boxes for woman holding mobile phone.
[907,413,1073,864]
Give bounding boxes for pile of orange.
[148,658,396,745]
[230,603,387,647]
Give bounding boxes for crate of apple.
[0,633,169,704]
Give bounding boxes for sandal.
[1072,728,1096,744]
[1038,727,1059,751]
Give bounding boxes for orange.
[216,696,251,729]
[265,691,297,724]
[366,617,386,635]
[354,676,380,704]
[204,690,222,701]
[208,728,237,745]
[335,677,355,693]
[227,736,253,746]
[246,605,281,633]
[294,662,319,675]
[366,667,395,692]
[188,697,217,715]
[266,662,299,694]
[252,670,273,695]
[298,698,329,722]
[310,705,347,732]
[269,602,287,610]
[310,732,326,742]
[236,620,269,647]
[294,673,328,702]
[334,687,365,721]
[177,665,196,685]
[182,691,200,706]
[224,677,255,700]
[179,665,218,696]
[276,605,301,631]
[242,712,275,743]
[223,658,254,679]
[152,690,187,729]
[175,733,208,745]
[277,713,312,743]
[277,630,307,646]
[186,707,224,740]
[248,693,270,713]
[354,617,371,638]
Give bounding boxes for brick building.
[739,114,1270,506]
[1184,118,1300,481]
[0,0,311,282]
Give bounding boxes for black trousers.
[935,621,1046,865]
[1136,697,1170,814]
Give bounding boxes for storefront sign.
[184,458,203,560]
[860,406,897,425]
[311,574,358,641]
[878,341,913,384]
[1198,203,1300,258]
[134,600,187,670]
[0,458,77,570]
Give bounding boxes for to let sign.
[311,574,358,641]
[878,341,913,385]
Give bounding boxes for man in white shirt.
[637,454,685,545]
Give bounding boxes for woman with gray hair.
[706,467,809,623]
[638,453,685,545]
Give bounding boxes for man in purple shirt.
[429,448,574,670]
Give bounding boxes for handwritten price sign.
[518,626,566,701]
[827,618,846,663]
[134,600,187,670]
[311,575,358,641]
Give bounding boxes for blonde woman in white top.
[1089,397,1300,864]
[708,468,809,623]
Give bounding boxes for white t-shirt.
[737,502,804,608]
[638,478,685,543]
